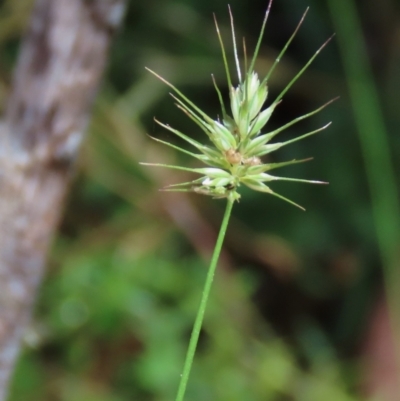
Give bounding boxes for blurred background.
[2,0,400,400]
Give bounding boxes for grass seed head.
[143,2,335,209]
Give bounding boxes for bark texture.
[0,0,126,398]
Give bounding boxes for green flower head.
[142,1,336,210]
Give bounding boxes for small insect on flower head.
[141,0,337,210]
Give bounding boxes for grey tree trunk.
[0,0,127,398]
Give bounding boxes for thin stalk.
[175,198,234,401]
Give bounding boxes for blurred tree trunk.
[0,0,126,399]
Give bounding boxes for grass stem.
[175,198,234,401]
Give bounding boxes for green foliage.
[11,238,362,401]
[3,0,399,399]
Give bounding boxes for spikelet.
[142,0,336,210]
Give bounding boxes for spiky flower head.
[142,0,336,210]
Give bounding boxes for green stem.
[175,197,234,401]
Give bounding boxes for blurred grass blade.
[327,0,400,365]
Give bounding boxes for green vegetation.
[3,0,399,399]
